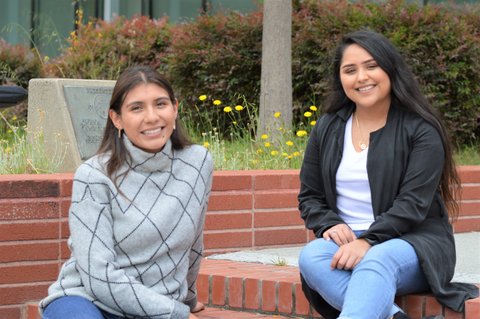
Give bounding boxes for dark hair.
[325,29,460,219]
[97,65,192,181]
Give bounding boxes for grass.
[0,95,479,173]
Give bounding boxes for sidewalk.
[208,232,480,284]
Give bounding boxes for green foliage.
[45,15,172,79]
[0,39,43,88]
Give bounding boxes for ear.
[109,109,122,130]
[173,99,179,120]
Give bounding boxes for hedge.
[1,0,479,145]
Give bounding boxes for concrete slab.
[207,232,480,284]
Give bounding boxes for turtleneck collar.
[123,136,174,173]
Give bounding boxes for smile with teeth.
[142,127,163,135]
[356,85,375,92]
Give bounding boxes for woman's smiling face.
[340,43,391,111]
[110,82,178,153]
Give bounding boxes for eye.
[343,67,356,74]
[367,63,378,70]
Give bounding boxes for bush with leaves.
[44,15,172,80]
[0,39,43,88]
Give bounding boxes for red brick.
[212,173,252,191]
[0,306,21,319]
[465,296,480,319]
[459,202,480,217]
[424,295,443,317]
[245,278,260,310]
[60,240,71,260]
[204,231,252,250]
[0,200,59,220]
[228,277,244,308]
[207,192,252,211]
[294,282,310,316]
[253,171,299,190]
[461,184,480,200]
[254,228,307,246]
[254,209,303,228]
[254,190,298,209]
[0,179,59,199]
[404,294,424,319]
[452,218,480,233]
[0,221,59,241]
[0,283,49,305]
[261,280,276,312]
[444,306,463,319]
[197,273,210,304]
[205,212,252,231]
[24,302,41,319]
[0,242,58,263]
[458,166,480,183]
[60,198,71,218]
[0,262,58,284]
[211,275,226,306]
[60,219,70,238]
[60,177,74,197]
[278,282,293,314]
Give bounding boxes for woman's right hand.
[323,224,356,246]
[189,314,199,319]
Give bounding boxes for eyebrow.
[341,58,376,69]
[125,96,170,107]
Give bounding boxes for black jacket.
[298,103,478,315]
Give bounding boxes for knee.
[298,239,334,274]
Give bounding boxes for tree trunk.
[258,0,292,141]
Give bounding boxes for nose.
[144,105,159,122]
[357,67,368,82]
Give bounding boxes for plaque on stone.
[63,86,113,160]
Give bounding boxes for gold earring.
[118,128,122,139]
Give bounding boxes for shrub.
[44,14,172,80]
[0,39,43,88]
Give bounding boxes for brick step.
[197,259,480,319]
[22,303,298,319]
[20,259,480,319]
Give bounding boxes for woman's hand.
[330,238,371,270]
[188,314,199,319]
[191,301,205,313]
[323,224,356,246]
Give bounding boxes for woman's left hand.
[330,238,371,270]
[191,301,205,313]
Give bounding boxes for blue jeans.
[298,231,429,319]
[43,296,123,319]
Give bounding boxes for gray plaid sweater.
[40,137,213,318]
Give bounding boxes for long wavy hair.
[325,29,460,219]
[97,65,192,182]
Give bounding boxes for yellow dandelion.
[271,150,279,156]
[310,105,318,111]
[203,141,210,148]
[235,105,244,111]
[261,134,268,140]
[304,111,313,118]
[12,115,17,121]
[199,95,207,101]
[223,106,232,113]
[232,121,237,125]
[286,140,294,146]
[274,112,281,118]
[282,152,289,157]
[296,130,308,137]
[256,149,264,154]
[7,129,12,134]
[264,142,271,148]
[5,147,11,154]
[213,99,222,105]
[293,151,301,157]
[43,56,50,62]
[310,120,317,126]
[288,155,293,159]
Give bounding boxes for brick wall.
[1,167,479,318]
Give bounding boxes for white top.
[336,115,375,230]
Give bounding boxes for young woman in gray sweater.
[40,65,213,319]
